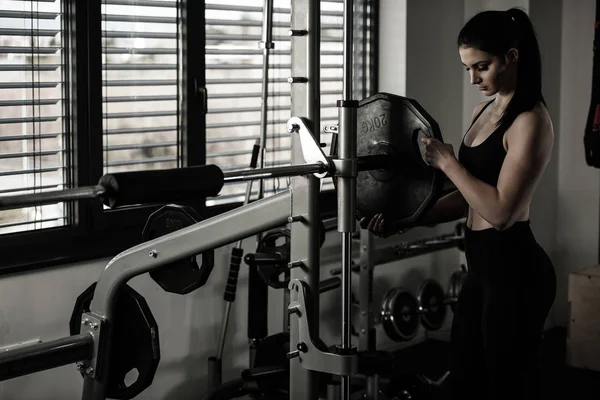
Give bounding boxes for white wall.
[554,0,600,325]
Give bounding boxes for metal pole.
[216,141,261,371]
[223,163,326,183]
[289,0,320,397]
[259,0,275,199]
[0,186,105,210]
[339,0,356,399]
[0,333,93,382]
[343,0,354,101]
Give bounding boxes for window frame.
[0,0,378,275]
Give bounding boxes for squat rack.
[0,0,362,398]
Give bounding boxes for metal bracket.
[258,41,275,49]
[287,117,333,179]
[288,279,357,376]
[332,159,358,178]
[323,124,339,134]
[79,312,104,378]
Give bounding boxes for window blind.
[101,0,182,174]
[205,0,344,206]
[0,0,67,234]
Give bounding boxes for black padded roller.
[98,164,224,208]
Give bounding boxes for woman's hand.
[359,213,386,237]
[421,137,456,171]
[359,213,409,238]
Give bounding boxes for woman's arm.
[360,189,467,236]
[419,189,468,226]
[440,111,552,230]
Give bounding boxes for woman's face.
[459,45,511,96]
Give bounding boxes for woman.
[362,8,557,400]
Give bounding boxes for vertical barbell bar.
[338,0,358,399]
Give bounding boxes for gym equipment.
[454,222,466,252]
[0,164,224,210]
[393,222,465,259]
[211,141,261,389]
[245,225,327,289]
[143,205,215,295]
[0,93,443,237]
[356,93,444,235]
[378,280,449,342]
[248,331,290,399]
[447,265,468,313]
[69,282,160,400]
[380,287,420,341]
[204,332,332,400]
[248,228,291,289]
[417,280,447,331]
[329,221,466,277]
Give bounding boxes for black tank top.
[458,99,508,186]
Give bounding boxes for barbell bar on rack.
[0,93,445,235]
[330,222,466,277]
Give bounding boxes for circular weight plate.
[70,282,160,400]
[381,287,419,342]
[256,228,291,289]
[356,93,444,233]
[418,279,447,331]
[144,204,214,294]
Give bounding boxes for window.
[0,0,67,234]
[0,0,378,272]
[101,0,182,174]
[205,0,354,206]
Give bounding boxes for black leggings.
[449,220,556,400]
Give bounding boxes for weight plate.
[70,282,160,400]
[255,228,291,289]
[381,287,419,342]
[417,279,446,331]
[143,204,215,295]
[356,93,444,235]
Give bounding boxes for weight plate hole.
[123,368,139,389]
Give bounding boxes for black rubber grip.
[224,247,244,302]
[243,252,285,266]
[250,144,260,169]
[98,164,224,208]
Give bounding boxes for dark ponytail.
[458,7,545,133]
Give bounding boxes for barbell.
[0,93,444,236]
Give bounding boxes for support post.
[289,0,321,398]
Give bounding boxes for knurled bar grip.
[224,248,244,302]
